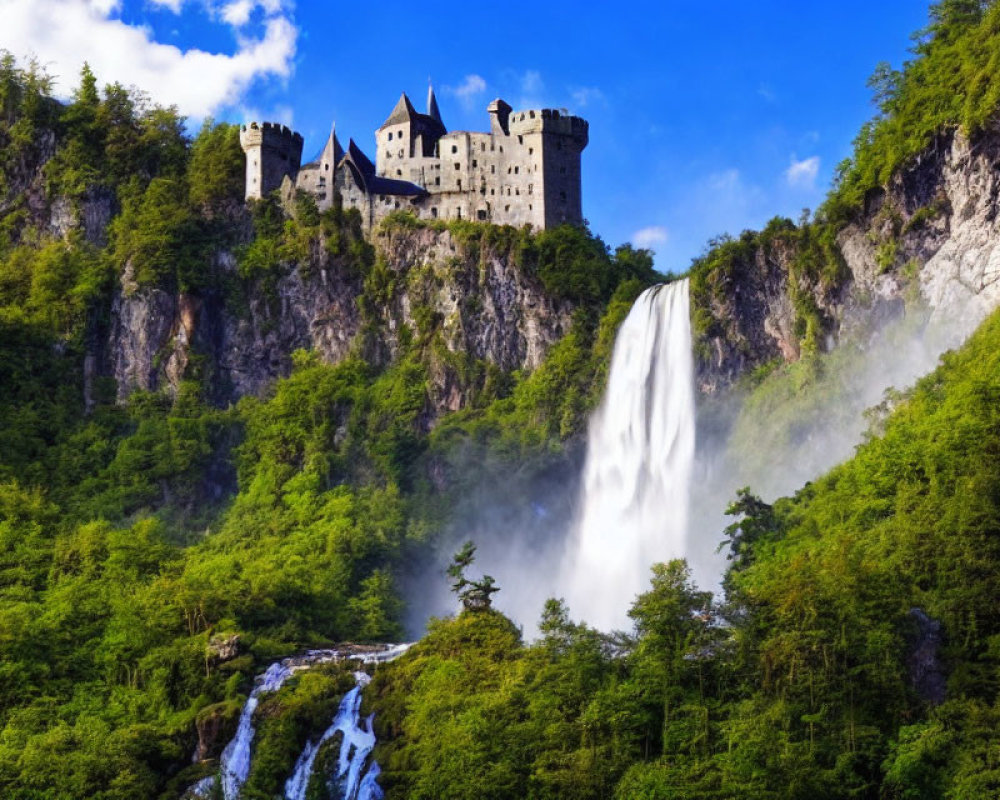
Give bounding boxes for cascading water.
[561,279,695,631]
[220,661,296,799]
[187,645,409,800]
[284,673,380,800]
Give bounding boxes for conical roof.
[381,93,416,128]
[427,84,442,125]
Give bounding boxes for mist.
[404,289,985,640]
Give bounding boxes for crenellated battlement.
[240,121,304,200]
[507,109,589,147]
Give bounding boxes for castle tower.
[240,122,304,200]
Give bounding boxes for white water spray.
[561,280,696,631]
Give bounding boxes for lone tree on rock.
[447,541,500,612]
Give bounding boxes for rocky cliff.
[693,119,1000,395]
[107,222,573,419]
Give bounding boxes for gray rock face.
[906,608,946,705]
[696,122,1000,394]
[107,227,572,419]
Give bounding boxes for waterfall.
[561,280,695,631]
[187,645,409,800]
[220,661,296,799]
[284,673,381,800]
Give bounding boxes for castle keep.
[240,87,588,230]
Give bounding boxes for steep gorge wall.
[694,120,1000,394]
[107,225,573,418]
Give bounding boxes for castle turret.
[240,122,304,200]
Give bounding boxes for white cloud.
[445,73,487,108]
[518,69,545,108]
[570,86,605,109]
[632,225,669,249]
[0,0,298,118]
[786,155,820,189]
[148,0,185,12]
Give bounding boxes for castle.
[239,87,588,230]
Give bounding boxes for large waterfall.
[561,280,695,631]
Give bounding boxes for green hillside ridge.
[366,299,1000,800]
[1,0,1000,797]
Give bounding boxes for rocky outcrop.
[107,226,572,419]
[695,120,1000,394]
[906,608,946,705]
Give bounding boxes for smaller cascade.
[220,661,295,799]
[187,644,410,800]
[284,673,380,800]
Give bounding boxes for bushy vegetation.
[368,303,1000,799]
[0,53,659,797]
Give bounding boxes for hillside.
[3,1,1000,798]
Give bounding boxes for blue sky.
[1,0,931,271]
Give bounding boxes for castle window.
[499,146,504,153]
[480,186,486,195]
[451,145,458,154]
[529,110,535,119]
[491,165,495,174]
[516,188,520,195]
[490,189,494,195]
[457,179,462,190]
[386,151,391,159]
[514,166,519,174]
[472,159,477,168]
[325,163,329,171]
[528,184,533,194]
[396,169,402,176]
[454,163,460,170]
[435,177,440,185]
[507,187,511,196]
[481,142,486,151]
[529,204,532,211]
[477,210,487,221]
[398,149,404,158]
[504,204,510,212]
[517,135,523,145]
[456,208,462,219]
[431,207,438,218]
[388,132,393,141]
[395,201,400,209]
[398,130,403,138]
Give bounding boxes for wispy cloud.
[518,69,545,108]
[570,86,605,109]
[785,155,821,189]
[444,73,487,109]
[757,82,777,103]
[0,0,298,118]
[632,225,669,249]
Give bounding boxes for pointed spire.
[381,92,416,128]
[427,81,443,126]
[321,122,345,169]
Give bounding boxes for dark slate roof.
[345,139,375,175]
[339,138,427,198]
[368,175,428,197]
[427,85,443,126]
[382,93,417,128]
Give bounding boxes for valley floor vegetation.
[2,0,1000,798]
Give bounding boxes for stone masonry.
[240,87,588,230]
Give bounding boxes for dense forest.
[1,0,1000,798]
